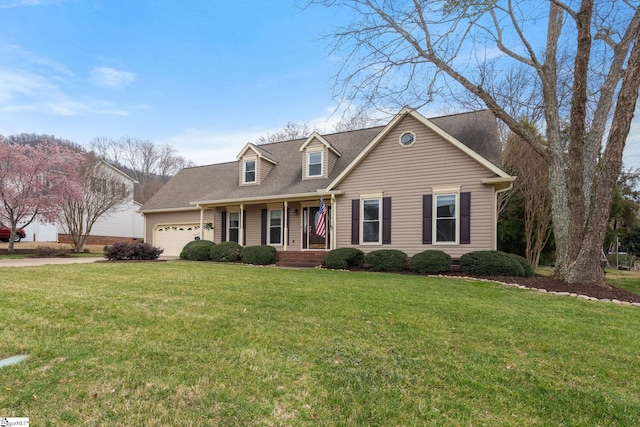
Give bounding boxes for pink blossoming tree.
[0,137,84,253]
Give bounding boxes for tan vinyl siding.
[335,115,497,257]
[260,161,273,183]
[327,150,338,176]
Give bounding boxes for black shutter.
[460,192,471,244]
[351,199,360,244]
[422,195,432,244]
[382,197,391,244]
[243,210,247,245]
[221,211,227,242]
[261,209,267,245]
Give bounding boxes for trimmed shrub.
[210,241,243,262]
[130,242,164,260]
[179,240,215,261]
[104,241,164,261]
[325,248,365,270]
[103,241,134,260]
[241,245,277,265]
[507,253,534,277]
[364,249,407,272]
[409,250,452,274]
[460,250,526,277]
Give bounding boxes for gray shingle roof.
[140,110,500,212]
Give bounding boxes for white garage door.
[154,224,202,257]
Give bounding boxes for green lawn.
[1,262,639,426]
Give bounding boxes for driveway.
[0,257,100,267]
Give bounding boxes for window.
[244,160,256,183]
[399,131,416,147]
[308,151,322,177]
[228,211,240,243]
[269,209,282,245]
[435,194,457,243]
[361,198,381,243]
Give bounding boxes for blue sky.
[1,0,639,170]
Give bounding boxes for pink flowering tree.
[0,137,84,253]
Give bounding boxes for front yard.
[1,262,639,425]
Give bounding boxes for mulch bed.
[441,272,640,304]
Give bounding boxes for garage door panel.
[154,224,202,257]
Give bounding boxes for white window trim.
[228,211,240,243]
[399,131,416,147]
[433,191,460,245]
[243,159,256,184]
[307,150,323,178]
[268,208,283,246]
[360,197,382,245]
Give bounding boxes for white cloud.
[89,67,136,89]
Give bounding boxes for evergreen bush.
[179,240,215,261]
[460,250,526,277]
[241,245,277,265]
[364,249,407,272]
[325,248,365,269]
[408,250,452,274]
[507,253,534,277]
[104,241,164,261]
[210,241,243,262]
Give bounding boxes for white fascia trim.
[299,132,342,157]
[236,143,277,165]
[192,190,345,207]
[139,206,199,214]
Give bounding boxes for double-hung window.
[435,193,457,243]
[228,211,240,243]
[244,160,256,184]
[269,209,282,245]
[361,198,381,244]
[308,151,322,177]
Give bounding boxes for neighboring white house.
[20,161,144,244]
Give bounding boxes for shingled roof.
[140,109,501,212]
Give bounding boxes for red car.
[0,223,26,242]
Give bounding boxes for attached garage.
[154,224,206,257]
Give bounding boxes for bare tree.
[91,137,194,203]
[60,154,131,253]
[503,123,553,270]
[311,0,640,286]
[256,122,316,144]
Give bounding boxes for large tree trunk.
[555,25,640,285]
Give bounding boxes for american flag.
[316,197,327,238]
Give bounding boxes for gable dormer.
[299,132,341,180]
[236,143,277,186]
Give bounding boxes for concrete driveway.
[0,257,101,267]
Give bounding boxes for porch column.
[283,201,288,251]
[240,204,244,246]
[199,206,204,240]
[331,194,337,250]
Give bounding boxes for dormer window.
[244,160,256,184]
[308,151,323,177]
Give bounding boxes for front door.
[302,206,330,249]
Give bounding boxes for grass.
[1,262,639,426]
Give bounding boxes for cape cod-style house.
[140,108,515,263]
